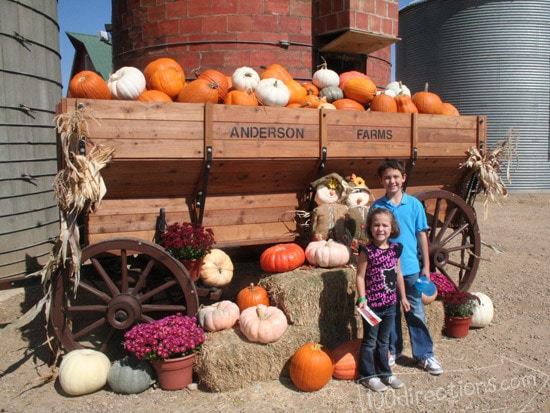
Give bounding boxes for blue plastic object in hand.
[416,276,437,296]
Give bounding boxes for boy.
[371,158,443,375]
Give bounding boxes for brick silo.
[110,0,399,87]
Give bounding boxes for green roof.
[67,32,112,80]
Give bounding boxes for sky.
[57,0,414,94]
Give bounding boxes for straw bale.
[195,325,321,392]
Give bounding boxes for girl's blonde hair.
[366,208,400,240]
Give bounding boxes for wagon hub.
[106,293,142,329]
[431,245,449,267]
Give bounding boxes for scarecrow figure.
[309,173,349,242]
[344,173,372,255]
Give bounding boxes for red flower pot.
[444,315,472,338]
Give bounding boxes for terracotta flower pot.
[180,259,204,282]
[443,315,472,338]
[151,353,196,390]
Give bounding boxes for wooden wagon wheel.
[413,190,481,291]
[50,237,199,358]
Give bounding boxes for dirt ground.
[0,193,548,413]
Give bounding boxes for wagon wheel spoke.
[50,237,199,358]
[414,190,481,291]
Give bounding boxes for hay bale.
[399,299,445,346]
[195,325,321,392]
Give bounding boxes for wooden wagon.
[5,98,487,356]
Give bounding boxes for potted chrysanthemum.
[160,222,215,281]
[441,290,480,338]
[124,313,206,390]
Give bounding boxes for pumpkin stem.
[256,304,268,319]
[424,82,429,92]
[192,67,202,78]
[317,56,328,70]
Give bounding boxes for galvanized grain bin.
[396,0,550,191]
[0,1,61,278]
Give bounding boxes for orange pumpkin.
[224,90,259,106]
[395,93,419,113]
[332,98,365,111]
[260,243,305,273]
[343,77,377,105]
[236,283,270,312]
[440,102,460,116]
[261,64,293,84]
[68,70,111,100]
[369,92,397,112]
[143,58,186,98]
[331,339,361,380]
[290,342,334,392]
[196,69,229,103]
[338,70,371,90]
[412,82,443,114]
[137,89,173,102]
[303,94,325,109]
[285,79,308,105]
[176,79,219,103]
[301,82,319,96]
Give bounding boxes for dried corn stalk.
[460,128,519,219]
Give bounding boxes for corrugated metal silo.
[396,0,550,191]
[0,1,61,279]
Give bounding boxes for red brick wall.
[112,0,397,84]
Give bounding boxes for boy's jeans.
[390,273,435,362]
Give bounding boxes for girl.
[356,208,410,392]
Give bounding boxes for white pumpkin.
[200,248,234,287]
[255,78,290,107]
[231,66,260,93]
[239,304,288,343]
[385,81,411,97]
[107,66,146,100]
[312,60,340,89]
[305,239,350,268]
[470,292,494,328]
[58,349,111,396]
[198,300,240,332]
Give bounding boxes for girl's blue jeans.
[390,273,435,362]
[358,304,395,381]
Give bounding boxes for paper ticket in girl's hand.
[356,306,382,326]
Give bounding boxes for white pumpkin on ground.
[470,292,494,328]
[58,349,111,396]
[200,248,233,287]
[107,66,146,100]
[198,300,240,332]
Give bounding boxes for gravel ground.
[0,192,548,413]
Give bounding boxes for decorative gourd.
[343,77,377,105]
[318,101,336,110]
[332,98,365,111]
[470,292,494,328]
[369,92,397,112]
[319,86,344,103]
[312,59,340,89]
[58,349,111,396]
[331,338,361,380]
[68,70,111,100]
[143,57,186,98]
[395,93,419,113]
[231,66,260,93]
[224,90,259,106]
[285,79,308,105]
[260,243,305,273]
[137,89,173,102]
[338,70,371,90]
[176,79,219,103]
[255,78,290,107]
[305,239,350,268]
[385,80,411,97]
[289,342,334,392]
[236,282,270,312]
[302,94,325,109]
[412,82,443,114]
[196,68,229,103]
[239,304,288,343]
[440,102,460,116]
[198,300,240,332]
[301,82,319,96]
[261,63,293,84]
[107,66,146,100]
[107,357,154,394]
[200,248,234,287]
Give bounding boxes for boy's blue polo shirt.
[371,192,429,276]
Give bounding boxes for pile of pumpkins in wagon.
[68,56,461,115]
[56,242,494,396]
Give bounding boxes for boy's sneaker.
[418,357,443,375]
[388,352,402,366]
[382,375,405,389]
[362,377,388,392]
